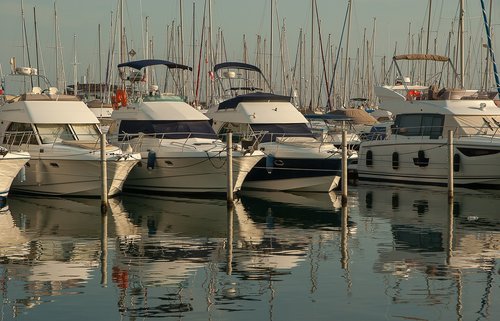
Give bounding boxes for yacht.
[107,59,264,194]
[0,66,140,196]
[207,62,355,192]
[0,146,30,198]
[357,54,500,186]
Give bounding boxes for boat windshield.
[118,120,218,140]
[250,123,314,142]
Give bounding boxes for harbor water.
[0,184,499,320]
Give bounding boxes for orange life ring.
[114,89,128,108]
[406,89,421,100]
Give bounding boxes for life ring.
[406,89,421,100]
[114,89,128,108]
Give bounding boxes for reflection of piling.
[446,200,454,266]
[341,205,349,270]
[100,133,108,213]
[100,212,108,286]
[448,130,454,201]
[227,132,234,205]
[227,204,234,275]
[341,130,348,205]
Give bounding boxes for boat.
[357,54,500,187]
[0,66,140,196]
[107,59,264,194]
[303,113,362,151]
[0,146,30,198]
[207,62,356,192]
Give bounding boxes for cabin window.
[118,120,218,140]
[250,123,314,142]
[394,114,444,138]
[36,124,74,143]
[3,122,38,145]
[72,124,101,141]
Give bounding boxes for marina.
[0,184,499,320]
[0,0,499,319]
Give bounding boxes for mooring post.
[227,132,234,205]
[448,130,454,202]
[341,130,348,205]
[100,133,108,213]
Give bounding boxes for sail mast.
[458,0,464,88]
[480,0,500,96]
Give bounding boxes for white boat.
[108,59,264,194]
[0,147,30,198]
[0,68,140,196]
[358,54,500,187]
[207,62,356,192]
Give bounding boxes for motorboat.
[107,59,264,194]
[0,66,140,196]
[358,54,500,186]
[0,146,30,198]
[207,62,357,192]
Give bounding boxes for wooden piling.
[100,133,108,213]
[448,130,454,202]
[227,132,234,205]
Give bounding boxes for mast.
[310,0,315,111]
[458,0,464,88]
[179,0,185,98]
[208,0,214,105]
[33,6,40,86]
[22,1,33,87]
[98,24,102,99]
[424,0,432,82]
[343,0,352,107]
[270,0,273,88]
[480,0,500,96]
[192,1,196,103]
[72,34,78,97]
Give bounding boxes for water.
[0,184,499,320]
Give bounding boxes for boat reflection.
[356,183,499,315]
[0,197,105,316]
[0,190,349,319]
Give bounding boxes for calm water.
[0,184,499,321]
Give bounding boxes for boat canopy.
[214,62,263,74]
[393,54,450,62]
[118,59,192,71]
[218,92,291,110]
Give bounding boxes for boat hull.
[357,138,500,187]
[242,156,343,192]
[0,152,30,197]
[11,156,139,197]
[123,152,263,194]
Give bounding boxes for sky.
[0,0,498,89]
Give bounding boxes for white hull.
[358,138,500,186]
[0,152,30,197]
[242,175,340,192]
[11,156,139,197]
[124,152,263,193]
